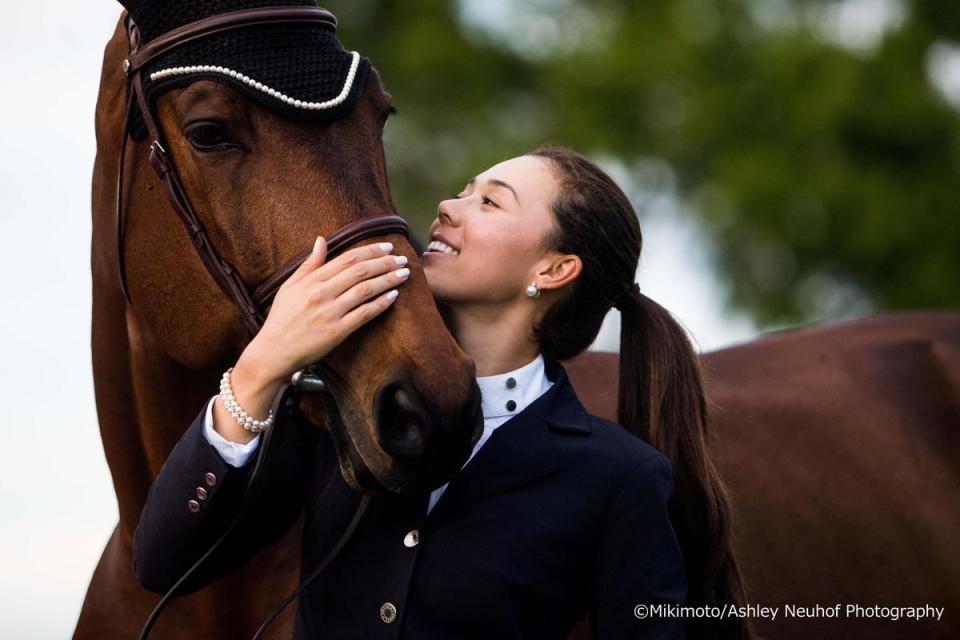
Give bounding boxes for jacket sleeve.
[590,452,687,639]
[132,384,321,595]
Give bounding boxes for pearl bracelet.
[219,367,274,433]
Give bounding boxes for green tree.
[325,0,959,327]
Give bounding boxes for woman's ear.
[537,253,582,292]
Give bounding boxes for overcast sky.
[0,2,758,637]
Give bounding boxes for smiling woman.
[419,146,751,639]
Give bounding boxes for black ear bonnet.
[118,0,370,141]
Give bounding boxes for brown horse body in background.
[76,12,959,640]
[568,310,960,640]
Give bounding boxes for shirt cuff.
[202,394,261,468]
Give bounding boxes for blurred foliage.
[322,0,959,327]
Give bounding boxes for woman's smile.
[423,239,460,256]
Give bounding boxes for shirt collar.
[476,353,552,419]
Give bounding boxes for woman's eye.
[185,122,235,150]
[481,196,498,207]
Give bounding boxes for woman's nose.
[437,198,459,226]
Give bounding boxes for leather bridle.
[116,5,409,338]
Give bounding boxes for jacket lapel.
[425,359,592,527]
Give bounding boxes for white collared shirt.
[202,354,555,515]
[427,353,554,514]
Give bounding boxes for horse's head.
[116,4,482,495]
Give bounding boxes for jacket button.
[505,399,517,411]
[379,602,397,623]
[187,499,200,513]
[506,377,517,389]
[204,472,217,487]
[403,529,420,548]
[196,487,208,501]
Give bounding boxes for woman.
[134,146,749,639]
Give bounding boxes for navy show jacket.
[133,358,687,639]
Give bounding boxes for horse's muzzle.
[374,377,483,490]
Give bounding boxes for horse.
[566,310,960,640]
[75,10,483,638]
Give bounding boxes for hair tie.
[614,282,640,310]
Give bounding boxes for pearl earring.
[526,281,541,298]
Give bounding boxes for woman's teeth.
[426,240,459,256]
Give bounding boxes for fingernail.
[313,236,322,255]
[395,268,410,280]
[386,289,399,301]
[379,242,393,253]
[393,255,408,265]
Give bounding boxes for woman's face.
[422,155,560,305]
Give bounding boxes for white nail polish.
[393,255,408,265]
[395,267,410,279]
[386,289,399,301]
[379,242,394,252]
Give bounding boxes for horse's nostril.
[376,384,433,461]
[392,388,419,414]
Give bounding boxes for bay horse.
[76,10,482,638]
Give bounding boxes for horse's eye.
[185,122,234,151]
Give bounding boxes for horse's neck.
[91,40,221,537]
[91,298,215,539]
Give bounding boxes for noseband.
[116,6,409,338]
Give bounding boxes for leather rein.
[115,5,409,338]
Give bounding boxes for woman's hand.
[245,235,410,382]
[214,236,409,443]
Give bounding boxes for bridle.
[116,5,409,338]
[117,6,404,638]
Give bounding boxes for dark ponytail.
[617,288,750,640]
[528,145,752,640]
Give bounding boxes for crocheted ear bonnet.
[117,0,370,140]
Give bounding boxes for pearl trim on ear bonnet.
[149,52,361,111]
